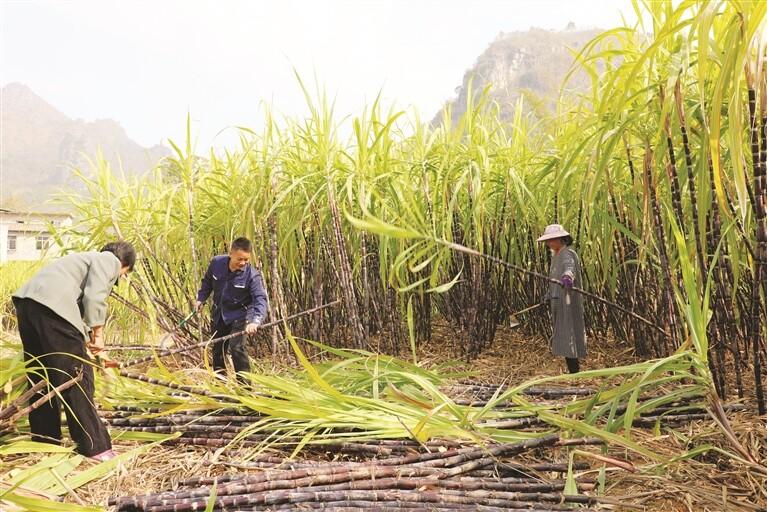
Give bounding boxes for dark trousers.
[565,357,580,374]
[211,318,249,374]
[12,298,111,456]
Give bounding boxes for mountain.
[0,82,170,207]
[436,24,602,125]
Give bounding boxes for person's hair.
[101,240,137,271]
[561,235,574,246]
[230,237,252,253]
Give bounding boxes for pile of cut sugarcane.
[0,371,83,436]
[101,384,744,451]
[445,382,748,429]
[111,435,611,511]
[105,382,749,511]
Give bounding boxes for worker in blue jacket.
[195,237,268,376]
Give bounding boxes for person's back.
[14,251,121,337]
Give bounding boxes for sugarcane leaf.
[425,268,463,293]
[0,491,103,512]
[564,451,579,496]
[345,212,422,240]
[412,403,448,442]
[285,330,343,400]
[204,480,217,512]
[111,431,184,442]
[407,296,417,364]
[290,430,317,459]
[0,442,73,456]
[597,464,606,495]
[62,433,180,490]
[6,453,81,494]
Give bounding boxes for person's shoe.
[89,449,117,462]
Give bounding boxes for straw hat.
[537,224,570,242]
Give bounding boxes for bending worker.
[12,241,136,461]
[195,237,268,377]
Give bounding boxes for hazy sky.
[1,0,635,150]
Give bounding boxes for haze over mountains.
[437,25,599,124]
[1,82,170,208]
[1,25,599,209]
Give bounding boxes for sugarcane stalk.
[264,503,522,511]
[118,300,340,368]
[644,147,681,351]
[326,176,367,349]
[0,378,46,421]
[660,86,685,235]
[450,382,597,397]
[276,475,595,494]
[264,502,507,511]
[631,413,712,426]
[116,371,231,400]
[469,461,590,477]
[130,487,606,512]
[435,238,672,339]
[176,473,593,491]
[0,371,83,428]
[116,436,582,509]
[104,413,258,424]
[753,65,767,415]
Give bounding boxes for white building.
[0,209,72,263]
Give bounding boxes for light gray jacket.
[13,252,121,338]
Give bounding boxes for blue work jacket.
[196,255,268,326]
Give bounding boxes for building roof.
[0,208,72,218]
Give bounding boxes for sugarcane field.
[2,1,767,511]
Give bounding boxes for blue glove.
[561,275,574,289]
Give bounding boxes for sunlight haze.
[1,0,634,149]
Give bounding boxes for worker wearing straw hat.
[538,224,586,373]
[195,237,268,378]
[12,241,136,461]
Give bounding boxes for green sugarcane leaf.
[204,480,218,512]
[62,433,180,491]
[0,442,73,456]
[345,212,422,240]
[564,451,579,496]
[0,491,103,512]
[286,330,343,400]
[597,465,606,495]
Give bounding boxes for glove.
[560,275,574,289]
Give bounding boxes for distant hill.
[436,25,601,125]
[0,82,170,207]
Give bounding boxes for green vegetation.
[0,262,42,332]
[56,1,766,404]
[2,1,766,509]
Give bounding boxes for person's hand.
[98,355,119,369]
[560,275,574,289]
[89,328,105,354]
[245,321,260,335]
[194,300,204,312]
